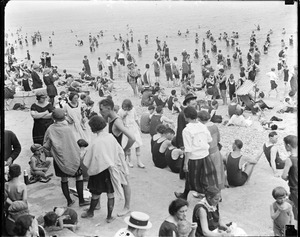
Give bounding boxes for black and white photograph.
[3,0,298,236]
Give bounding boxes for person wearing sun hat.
[114,211,152,237]
[29,143,52,183]
[43,108,90,207]
[176,93,197,181]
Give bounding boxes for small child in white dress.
[118,99,145,168]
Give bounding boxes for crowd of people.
[3,22,298,237]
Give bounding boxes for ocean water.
[5,1,298,92]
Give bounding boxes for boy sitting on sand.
[29,144,53,183]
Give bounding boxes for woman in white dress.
[118,99,145,168]
[63,92,90,143]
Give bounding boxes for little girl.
[118,99,145,168]
[270,186,294,236]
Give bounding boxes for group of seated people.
[150,124,184,173]
[277,90,297,114]
[4,163,79,236]
[96,72,114,97]
[140,82,165,107]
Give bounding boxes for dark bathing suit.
[226,153,248,186]
[109,117,123,145]
[263,144,285,169]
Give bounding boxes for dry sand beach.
[3,1,298,236]
[4,77,297,236]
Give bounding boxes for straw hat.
[124,212,152,230]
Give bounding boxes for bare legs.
[126,147,145,168]
[117,177,131,217]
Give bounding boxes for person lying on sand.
[225,108,252,127]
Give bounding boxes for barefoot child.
[29,144,52,183]
[270,186,294,236]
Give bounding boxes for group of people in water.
[4,21,298,237]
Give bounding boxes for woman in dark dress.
[22,74,31,91]
[30,90,54,145]
[43,70,58,106]
[217,69,227,105]
[247,59,259,82]
[159,198,189,237]
[152,127,174,169]
[83,55,91,76]
[192,187,229,236]
[31,69,43,89]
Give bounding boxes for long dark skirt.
[188,156,218,194]
[32,119,53,145]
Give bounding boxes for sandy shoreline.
[4,74,297,236]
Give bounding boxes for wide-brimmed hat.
[52,108,65,120]
[124,212,152,230]
[183,93,197,106]
[30,144,43,153]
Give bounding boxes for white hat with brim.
[124,212,152,230]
